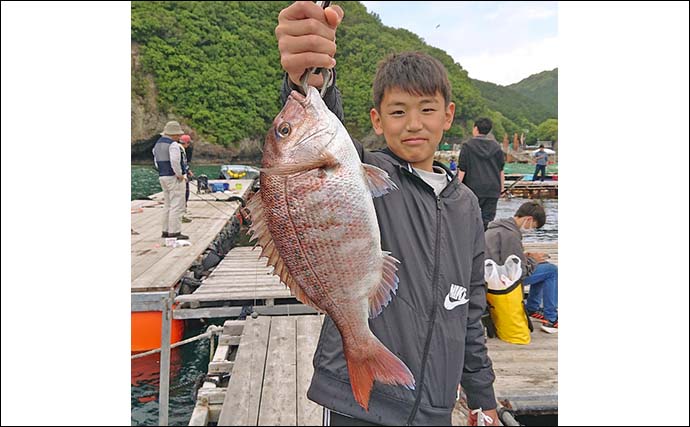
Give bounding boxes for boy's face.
[370,88,455,171]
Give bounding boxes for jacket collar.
[379,147,458,188]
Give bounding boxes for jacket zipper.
[406,194,443,425]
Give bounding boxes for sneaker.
[161,231,169,238]
[528,310,547,323]
[181,216,192,223]
[168,232,189,240]
[541,319,558,333]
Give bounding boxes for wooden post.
[502,134,509,151]
[159,288,174,426]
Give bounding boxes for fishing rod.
[501,176,524,199]
[185,176,250,219]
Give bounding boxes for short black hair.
[372,51,452,111]
[539,144,545,148]
[474,118,492,135]
[515,201,546,228]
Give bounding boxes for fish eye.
[277,122,291,138]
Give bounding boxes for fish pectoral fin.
[362,164,398,197]
[260,152,339,176]
[368,252,400,318]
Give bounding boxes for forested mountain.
[508,69,558,117]
[470,78,554,130]
[131,1,557,160]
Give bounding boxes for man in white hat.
[152,120,188,240]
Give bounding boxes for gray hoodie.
[484,217,536,278]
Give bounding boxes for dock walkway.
[131,179,253,294]
[186,244,558,425]
[201,291,557,425]
[174,246,317,319]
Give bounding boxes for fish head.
[263,86,337,169]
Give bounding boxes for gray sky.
[361,1,558,85]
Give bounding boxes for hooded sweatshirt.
[458,136,505,198]
[281,75,497,425]
[484,217,537,278]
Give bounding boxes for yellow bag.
[484,256,532,345]
[487,282,532,345]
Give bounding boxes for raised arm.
[275,2,343,89]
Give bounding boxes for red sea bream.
[246,86,415,410]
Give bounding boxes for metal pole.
[158,288,174,426]
[497,406,520,426]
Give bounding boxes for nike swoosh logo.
[444,294,469,310]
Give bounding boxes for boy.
[275,3,497,425]
[457,118,505,230]
[484,201,558,333]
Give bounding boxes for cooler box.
[211,183,229,192]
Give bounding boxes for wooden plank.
[131,180,253,291]
[131,202,233,280]
[176,290,293,303]
[223,320,245,336]
[219,316,271,426]
[132,211,235,290]
[209,361,235,374]
[258,316,297,426]
[173,305,318,320]
[194,286,286,293]
[296,315,324,426]
[188,404,209,426]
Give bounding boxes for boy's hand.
[529,252,549,263]
[467,408,500,426]
[275,1,344,89]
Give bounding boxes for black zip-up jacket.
[281,75,496,425]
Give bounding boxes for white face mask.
[520,218,534,234]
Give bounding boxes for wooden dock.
[174,246,317,319]
[192,312,556,425]
[187,315,324,426]
[504,179,558,199]
[131,179,253,300]
[523,241,558,265]
[183,243,558,425]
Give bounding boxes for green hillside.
[508,68,558,117]
[131,1,556,155]
[470,78,554,130]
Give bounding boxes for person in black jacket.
[275,3,497,426]
[457,118,505,230]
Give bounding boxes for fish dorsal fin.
[362,164,398,197]
[246,192,323,313]
[368,252,400,318]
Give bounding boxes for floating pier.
[174,246,317,320]
[189,243,558,425]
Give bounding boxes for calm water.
[131,164,229,200]
[130,164,557,425]
[131,320,224,426]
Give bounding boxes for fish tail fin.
[345,338,415,411]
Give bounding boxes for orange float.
[131,309,185,353]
